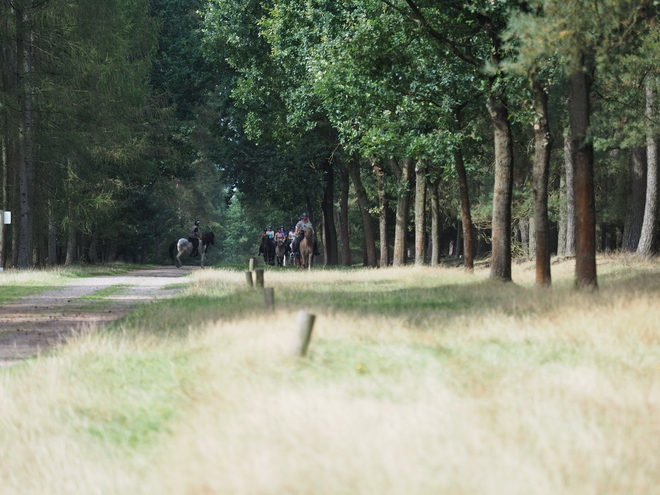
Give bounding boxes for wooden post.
[245,271,253,288]
[292,311,316,357]
[249,257,256,271]
[255,269,264,289]
[264,287,274,310]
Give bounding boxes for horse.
[297,226,315,271]
[169,232,215,268]
[275,237,288,267]
[262,236,276,266]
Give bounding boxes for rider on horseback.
[293,212,321,257]
[189,220,201,257]
[275,225,287,243]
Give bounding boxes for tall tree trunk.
[570,65,597,289]
[372,160,389,267]
[638,81,658,257]
[414,160,427,266]
[16,7,34,268]
[348,159,376,267]
[520,219,529,256]
[557,174,567,257]
[65,218,76,265]
[339,162,351,266]
[564,136,577,257]
[391,157,413,267]
[0,133,6,269]
[531,75,553,286]
[622,148,647,251]
[454,147,474,271]
[486,95,514,281]
[48,197,57,264]
[430,176,441,266]
[321,159,338,266]
[1,0,19,268]
[528,217,536,258]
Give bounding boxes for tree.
[382,0,518,280]
[509,0,650,289]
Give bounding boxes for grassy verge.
[0,263,149,304]
[1,255,660,493]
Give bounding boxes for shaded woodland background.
[2,0,659,287]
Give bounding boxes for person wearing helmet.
[266,225,275,239]
[189,220,201,257]
[293,212,321,256]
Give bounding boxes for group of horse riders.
[184,212,320,262]
[259,212,321,258]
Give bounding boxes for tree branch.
[380,0,483,68]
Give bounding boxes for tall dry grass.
[2,256,660,494]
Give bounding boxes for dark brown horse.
[275,237,288,266]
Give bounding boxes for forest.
[2,0,659,288]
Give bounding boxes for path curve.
[0,266,196,368]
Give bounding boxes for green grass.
[0,285,48,303]
[80,285,128,300]
[68,348,193,450]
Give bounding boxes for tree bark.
[348,159,377,267]
[637,81,658,257]
[16,7,34,268]
[65,218,76,265]
[391,157,413,267]
[531,75,553,286]
[569,66,597,289]
[430,176,441,266]
[557,175,567,257]
[454,147,474,271]
[564,136,577,257]
[622,148,647,251]
[486,94,514,281]
[517,219,526,257]
[414,160,427,266]
[48,197,57,264]
[1,0,19,268]
[338,162,351,266]
[321,158,338,266]
[372,159,389,267]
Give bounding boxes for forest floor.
[0,266,194,368]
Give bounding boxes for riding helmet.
[301,212,308,217]
[195,220,200,225]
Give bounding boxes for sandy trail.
[0,266,195,368]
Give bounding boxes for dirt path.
[0,266,196,368]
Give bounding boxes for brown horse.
[297,226,315,271]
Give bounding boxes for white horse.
[170,232,215,268]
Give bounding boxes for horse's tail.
[169,241,176,260]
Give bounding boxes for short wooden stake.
[249,257,256,271]
[293,311,316,357]
[245,271,253,288]
[264,287,274,310]
[255,268,264,289]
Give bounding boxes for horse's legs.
[200,248,205,268]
